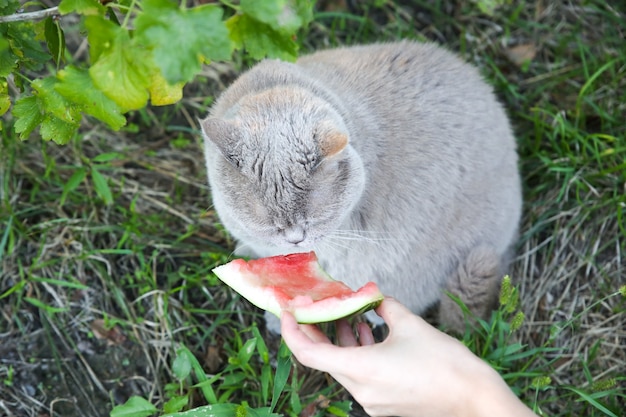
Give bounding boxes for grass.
[1,0,625,416]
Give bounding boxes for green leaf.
[110,396,157,417]
[0,278,25,300]
[270,341,292,412]
[6,22,50,71]
[30,276,90,290]
[147,68,183,106]
[473,0,505,16]
[32,77,81,124]
[176,344,217,404]
[39,114,77,144]
[161,403,239,417]
[0,77,10,116]
[60,167,87,206]
[0,215,14,265]
[83,15,109,63]
[24,297,69,313]
[563,386,619,417]
[237,337,257,366]
[91,152,122,163]
[163,394,188,414]
[135,0,231,85]
[91,166,113,204]
[227,14,298,61]
[172,349,192,380]
[55,66,126,130]
[327,401,353,417]
[44,16,65,66]
[289,378,302,414]
[19,76,82,144]
[58,0,105,15]
[260,364,271,405]
[13,96,43,140]
[86,16,151,111]
[0,36,17,77]
[222,371,246,387]
[240,0,302,34]
[251,325,270,364]
[292,0,314,27]
[0,0,19,15]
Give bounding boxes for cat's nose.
[284,226,306,245]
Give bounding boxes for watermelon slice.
[212,252,384,324]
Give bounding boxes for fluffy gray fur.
[201,41,522,331]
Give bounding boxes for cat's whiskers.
[315,238,352,253]
[332,229,396,238]
[332,229,418,243]
[229,241,253,258]
[317,235,384,253]
[328,230,399,245]
[329,235,383,247]
[333,229,394,236]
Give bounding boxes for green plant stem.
[481,315,500,359]
[0,6,60,23]
[218,0,239,10]
[11,71,32,85]
[121,0,139,29]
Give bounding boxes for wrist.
[457,361,535,417]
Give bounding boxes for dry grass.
[1,0,625,416]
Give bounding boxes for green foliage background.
[1,0,314,144]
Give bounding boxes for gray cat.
[201,41,522,332]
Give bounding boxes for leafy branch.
[1,0,314,144]
[0,6,60,23]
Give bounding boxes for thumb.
[376,297,445,341]
[374,297,414,324]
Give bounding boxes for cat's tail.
[438,245,509,333]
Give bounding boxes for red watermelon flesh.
[212,252,384,323]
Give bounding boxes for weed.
[451,276,625,416]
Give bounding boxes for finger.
[375,298,439,340]
[280,311,318,352]
[336,319,359,347]
[356,322,375,346]
[374,297,415,325]
[299,323,332,344]
[280,311,328,343]
[280,310,302,339]
[281,313,352,373]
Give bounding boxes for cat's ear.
[319,131,348,158]
[200,118,241,167]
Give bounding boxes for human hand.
[280,298,535,417]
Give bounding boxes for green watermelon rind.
[281,285,384,324]
[211,255,384,324]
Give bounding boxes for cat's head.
[201,86,365,251]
